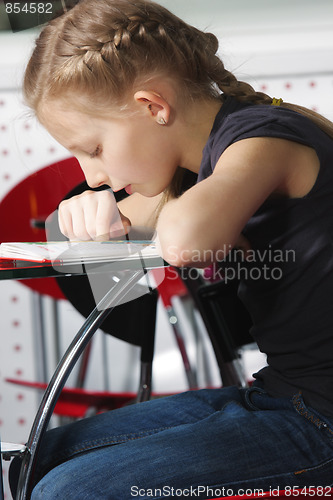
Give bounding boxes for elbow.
[158,236,220,268]
[156,200,231,268]
[159,241,194,268]
[156,211,195,267]
[156,221,211,268]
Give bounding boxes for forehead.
[39,100,91,128]
[38,100,103,147]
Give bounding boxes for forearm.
[156,194,239,268]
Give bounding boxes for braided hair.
[24,0,222,112]
[24,0,333,201]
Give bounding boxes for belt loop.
[244,386,266,410]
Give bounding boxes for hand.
[58,190,131,241]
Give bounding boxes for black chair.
[179,267,253,388]
[56,274,158,404]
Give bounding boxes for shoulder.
[200,98,324,198]
[204,98,325,174]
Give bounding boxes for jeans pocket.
[292,391,333,443]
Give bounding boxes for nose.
[80,162,109,189]
[87,177,108,189]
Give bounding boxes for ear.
[134,90,170,125]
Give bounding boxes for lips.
[124,185,132,195]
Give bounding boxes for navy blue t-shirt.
[199,96,333,416]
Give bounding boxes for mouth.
[124,185,132,195]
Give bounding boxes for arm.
[156,136,318,267]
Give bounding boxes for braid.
[197,38,333,139]
[214,66,273,104]
[24,0,333,143]
[24,0,229,112]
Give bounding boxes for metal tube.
[16,269,144,500]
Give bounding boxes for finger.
[58,204,74,239]
[95,192,118,239]
[84,198,100,240]
[71,205,93,240]
[109,214,131,238]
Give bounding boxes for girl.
[11,0,333,498]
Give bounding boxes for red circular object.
[0,158,84,299]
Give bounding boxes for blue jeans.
[10,386,333,499]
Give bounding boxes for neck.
[178,97,223,174]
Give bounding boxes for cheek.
[104,128,177,183]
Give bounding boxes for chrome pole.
[16,269,145,500]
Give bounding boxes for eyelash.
[89,145,102,159]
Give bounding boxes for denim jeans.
[10,386,333,499]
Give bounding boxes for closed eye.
[89,145,102,159]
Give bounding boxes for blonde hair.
[24,0,333,201]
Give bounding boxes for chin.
[138,187,165,198]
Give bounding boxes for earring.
[157,117,167,125]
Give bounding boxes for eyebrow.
[66,144,89,155]
[67,142,94,153]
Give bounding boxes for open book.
[0,240,160,264]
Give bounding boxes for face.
[39,100,181,197]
